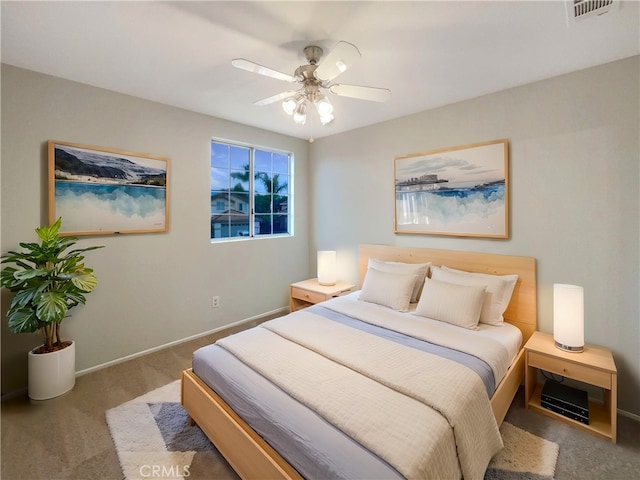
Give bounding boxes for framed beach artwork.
[48,141,169,236]
[394,139,509,238]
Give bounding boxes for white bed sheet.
[344,290,523,368]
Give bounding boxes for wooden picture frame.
[48,140,169,236]
[394,139,509,238]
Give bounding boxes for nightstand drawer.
[528,351,611,388]
[290,287,326,304]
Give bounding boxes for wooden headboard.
[358,244,537,343]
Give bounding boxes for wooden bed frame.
[181,244,537,479]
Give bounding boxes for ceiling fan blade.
[314,41,361,82]
[232,58,297,83]
[253,90,298,106]
[329,84,391,103]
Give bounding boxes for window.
[210,140,292,240]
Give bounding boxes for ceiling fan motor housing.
[303,45,323,65]
[294,64,321,84]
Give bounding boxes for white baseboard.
[618,408,640,422]
[75,306,289,377]
[1,386,28,401]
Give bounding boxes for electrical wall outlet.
[211,296,220,308]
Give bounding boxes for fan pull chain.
[309,111,315,143]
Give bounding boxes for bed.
[181,244,537,479]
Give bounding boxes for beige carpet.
[106,380,559,480]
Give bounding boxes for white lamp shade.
[317,250,337,286]
[553,284,584,352]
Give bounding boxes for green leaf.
[66,245,104,256]
[0,266,19,288]
[36,291,68,324]
[14,268,48,282]
[12,285,40,308]
[63,290,87,308]
[71,272,98,292]
[7,307,41,334]
[35,217,62,242]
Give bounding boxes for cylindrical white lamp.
[317,250,337,286]
[553,284,584,353]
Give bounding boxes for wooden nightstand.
[524,331,617,442]
[289,279,355,312]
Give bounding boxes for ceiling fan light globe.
[319,113,335,126]
[293,112,307,125]
[315,98,334,116]
[282,98,297,115]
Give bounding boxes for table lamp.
[317,250,337,286]
[553,283,584,353]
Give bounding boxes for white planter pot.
[28,341,76,400]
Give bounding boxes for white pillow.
[413,277,486,330]
[359,267,416,311]
[436,266,518,326]
[368,258,431,302]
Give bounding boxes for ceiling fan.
[232,41,391,126]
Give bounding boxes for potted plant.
[0,217,103,400]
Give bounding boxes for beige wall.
[309,56,640,416]
[1,64,311,394]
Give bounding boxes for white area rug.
[106,381,198,480]
[487,421,559,479]
[106,380,559,480]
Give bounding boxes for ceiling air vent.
[567,0,615,21]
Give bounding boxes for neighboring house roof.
[211,208,248,222]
